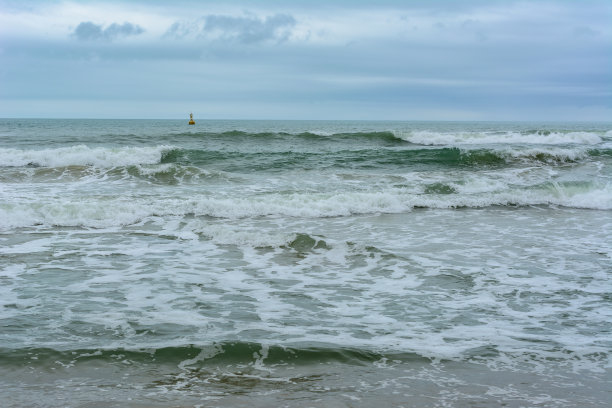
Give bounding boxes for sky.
[0,0,611,120]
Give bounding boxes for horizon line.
[2,117,611,124]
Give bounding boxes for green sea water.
[1,119,611,407]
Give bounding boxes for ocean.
[0,119,610,407]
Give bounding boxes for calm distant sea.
[1,119,611,407]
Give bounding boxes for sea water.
[0,119,610,407]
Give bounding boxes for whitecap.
[397,130,603,145]
[0,145,175,168]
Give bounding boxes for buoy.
[188,113,195,125]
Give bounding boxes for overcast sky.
[1,0,610,120]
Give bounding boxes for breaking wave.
[0,145,174,168]
[2,182,610,230]
[1,340,607,372]
[396,130,604,145]
[0,343,402,368]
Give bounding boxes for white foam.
[494,145,593,162]
[2,204,610,376]
[307,130,334,136]
[411,186,612,210]
[194,223,297,247]
[0,145,174,168]
[2,182,611,231]
[178,344,225,370]
[398,130,603,145]
[553,181,612,210]
[0,197,149,229]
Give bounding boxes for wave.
[174,128,609,146]
[0,145,174,168]
[2,144,609,175]
[2,138,610,178]
[397,130,604,145]
[2,182,610,230]
[372,146,604,167]
[174,130,405,143]
[1,341,607,371]
[0,343,428,369]
[0,163,234,187]
[130,146,612,173]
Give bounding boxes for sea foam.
[2,183,610,231]
[398,130,603,145]
[0,145,173,168]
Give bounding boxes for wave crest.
[398,130,603,145]
[2,183,610,230]
[0,145,174,168]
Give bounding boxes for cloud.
[72,21,145,41]
[165,13,296,44]
[206,13,296,43]
[2,1,610,120]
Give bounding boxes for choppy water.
[1,119,611,407]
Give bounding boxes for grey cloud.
[205,13,296,43]
[72,22,144,41]
[164,20,203,39]
[72,22,104,40]
[165,13,296,43]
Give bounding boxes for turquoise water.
[1,119,611,407]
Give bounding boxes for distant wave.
[1,138,609,172]
[396,130,604,145]
[176,128,609,146]
[175,130,404,143]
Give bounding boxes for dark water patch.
[526,129,552,136]
[424,182,457,194]
[160,147,186,164]
[421,270,477,291]
[365,147,508,168]
[286,233,329,252]
[587,147,612,158]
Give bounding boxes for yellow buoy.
[188,113,195,125]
